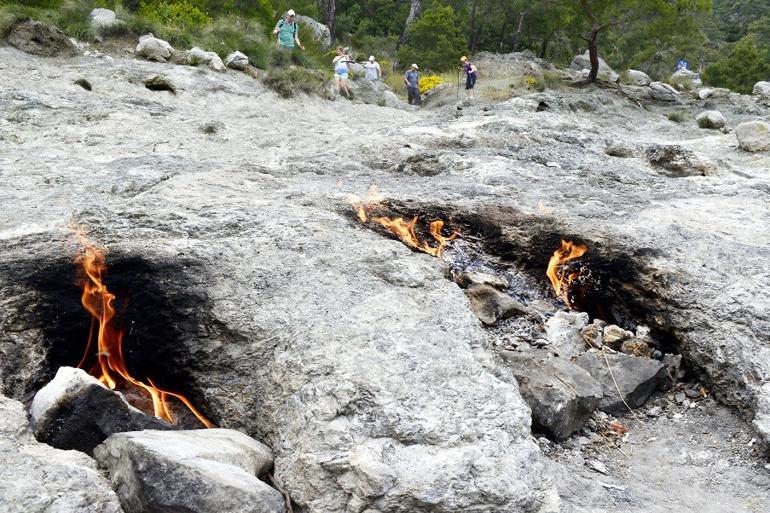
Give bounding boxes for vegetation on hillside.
[1,0,768,92]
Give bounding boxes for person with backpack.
[273,10,305,51]
[403,63,420,105]
[460,56,478,101]
[333,46,352,98]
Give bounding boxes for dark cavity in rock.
[74,78,92,91]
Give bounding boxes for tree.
[318,0,336,39]
[397,5,466,71]
[398,0,422,46]
[703,33,770,93]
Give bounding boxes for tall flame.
[546,239,588,309]
[74,230,213,428]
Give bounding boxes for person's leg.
[465,74,471,100]
[470,75,476,99]
[341,76,350,97]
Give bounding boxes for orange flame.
[351,187,458,257]
[74,229,213,428]
[546,239,588,308]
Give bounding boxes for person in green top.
[273,10,305,50]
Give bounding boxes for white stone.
[295,15,331,48]
[626,69,651,86]
[29,366,106,429]
[649,81,680,101]
[189,46,226,72]
[569,50,619,82]
[94,429,283,513]
[89,8,117,28]
[696,110,726,129]
[736,121,770,152]
[225,51,249,70]
[753,81,770,98]
[545,311,590,357]
[671,68,702,86]
[135,33,174,62]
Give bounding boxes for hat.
[411,63,418,69]
[368,55,375,61]
[287,9,296,16]
[460,56,467,62]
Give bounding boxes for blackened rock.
[453,269,509,290]
[94,429,284,513]
[501,350,602,441]
[7,20,79,57]
[576,350,667,415]
[29,366,170,455]
[465,284,529,325]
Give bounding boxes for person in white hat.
[403,63,420,105]
[364,55,381,81]
[273,9,304,50]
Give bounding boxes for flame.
[351,187,458,257]
[73,229,212,428]
[546,239,588,308]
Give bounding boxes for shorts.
[335,71,349,80]
[465,73,477,90]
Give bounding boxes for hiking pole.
[456,67,460,101]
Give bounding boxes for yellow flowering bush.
[419,75,444,94]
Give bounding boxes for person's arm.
[273,20,281,35]
[294,26,304,50]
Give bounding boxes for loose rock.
[752,81,770,98]
[605,142,636,158]
[7,19,79,57]
[135,33,174,62]
[736,121,770,152]
[602,324,634,348]
[453,270,509,290]
[576,349,667,415]
[465,284,528,325]
[189,46,226,72]
[225,51,249,71]
[501,350,603,441]
[649,82,680,102]
[645,144,717,176]
[0,394,123,513]
[624,69,651,86]
[670,68,702,86]
[29,366,170,454]
[545,311,590,357]
[696,110,726,129]
[144,74,175,93]
[94,429,284,513]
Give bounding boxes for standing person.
[273,10,305,51]
[460,56,478,101]
[333,46,352,98]
[403,63,420,105]
[364,55,381,81]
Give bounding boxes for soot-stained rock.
[452,269,509,290]
[0,394,123,513]
[501,350,602,441]
[7,20,79,57]
[94,429,283,513]
[465,283,529,325]
[30,366,170,455]
[645,144,717,176]
[576,350,667,415]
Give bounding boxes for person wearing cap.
[273,10,304,50]
[364,55,381,81]
[403,63,420,105]
[460,56,478,100]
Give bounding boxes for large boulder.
[225,51,249,71]
[570,50,619,82]
[0,394,123,513]
[295,15,331,48]
[29,366,170,454]
[625,69,651,86]
[135,33,174,62]
[736,121,770,152]
[696,110,726,130]
[383,90,412,110]
[501,350,602,441]
[649,81,680,101]
[94,429,284,513]
[7,19,79,57]
[753,81,770,98]
[575,350,667,415]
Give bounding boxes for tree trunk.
[319,0,336,40]
[587,25,600,82]
[512,11,526,52]
[398,0,422,46]
[468,0,478,51]
[538,32,552,59]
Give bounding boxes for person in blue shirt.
[403,63,420,105]
[460,56,478,101]
[273,10,305,50]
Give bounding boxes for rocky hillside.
[1,26,769,513]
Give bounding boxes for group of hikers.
[273,9,479,105]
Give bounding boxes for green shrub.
[667,110,689,123]
[396,6,466,72]
[138,0,210,32]
[263,67,330,98]
[703,35,770,94]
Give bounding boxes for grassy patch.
[263,67,330,98]
[482,86,513,101]
[666,110,690,123]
